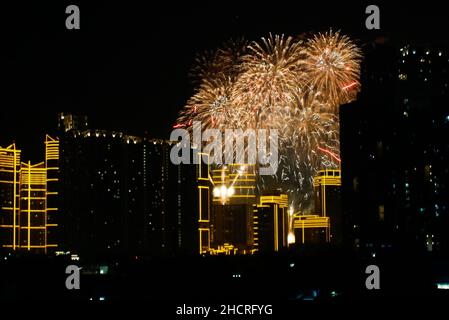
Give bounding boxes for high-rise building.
[58,116,198,259]
[45,135,59,252]
[341,43,449,253]
[0,137,59,254]
[0,144,21,251]
[253,193,289,253]
[19,162,47,253]
[313,169,342,244]
[58,113,88,132]
[292,214,330,245]
[196,152,211,254]
[209,164,257,253]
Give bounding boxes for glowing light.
[342,81,357,90]
[287,232,296,244]
[317,146,341,162]
[226,186,235,197]
[437,283,449,290]
[220,185,227,196]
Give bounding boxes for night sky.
[1,1,448,162]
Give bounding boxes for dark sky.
[1,1,448,161]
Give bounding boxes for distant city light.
[437,283,449,290]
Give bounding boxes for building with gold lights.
[210,164,257,253]
[0,144,21,251]
[194,156,257,254]
[254,193,289,253]
[313,169,342,244]
[288,169,341,247]
[0,136,59,254]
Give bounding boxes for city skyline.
[1,1,449,307]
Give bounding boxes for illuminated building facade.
[254,193,289,253]
[341,43,449,253]
[19,162,47,252]
[0,137,59,253]
[292,215,330,245]
[45,135,60,251]
[196,152,211,254]
[210,164,257,253]
[313,169,342,244]
[0,144,21,251]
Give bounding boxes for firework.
[232,34,305,129]
[303,30,362,110]
[177,77,234,130]
[176,31,362,209]
[190,38,248,86]
[260,95,340,209]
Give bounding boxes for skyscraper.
[19,162,47,253]
[210,164,257,253]
[196,152,211,254]
[0,137,59,254]
[45,135,59,253]
[0,144,21,251]
[253,193,289,253]
[58,115,198,259]
[341,43,449,253]
[313,169,342,244]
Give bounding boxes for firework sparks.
[176,31,361,209]
[303,30,362,110]
[232,34,305,129]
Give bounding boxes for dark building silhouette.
[341,41,449,254]
[58,114,197,260]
